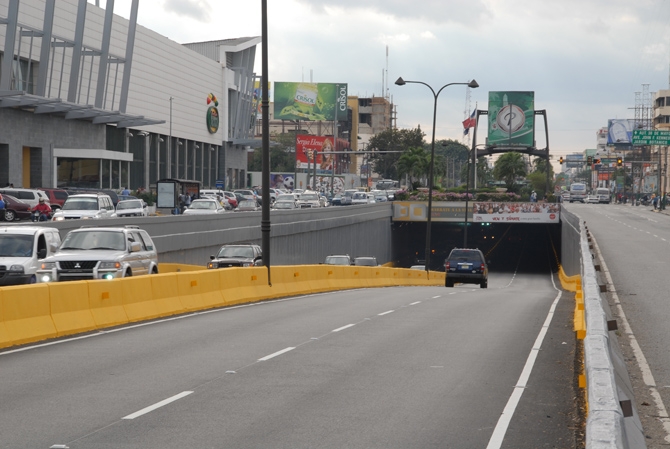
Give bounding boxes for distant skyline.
[105,0,670,166]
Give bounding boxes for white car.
[113,199,148,217]
[0,226,61,285]
[51,193,115,221]
[586,194,600,204]
[351,191,370,205]
[182,198,226,215]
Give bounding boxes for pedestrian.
[0,193,4,210]
[530,191,537,203]
[121,186,130,196]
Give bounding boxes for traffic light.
[587,156,593,164]
[559,156,564,165]
[617,157,623,167]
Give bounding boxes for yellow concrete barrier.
[1,284,57,346]
[176,271,208,312]
[158,263,204,273]
[196,269,226,309]
[150,273,187,317]
[122,276,163,323]
[87,278,129,329]
[49,281,97,337]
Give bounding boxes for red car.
[1,194,32,221]
[37,188,69,211]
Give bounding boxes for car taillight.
[480,263,485,271]
[445,261,450,270]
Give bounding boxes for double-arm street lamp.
[395,77,479,275]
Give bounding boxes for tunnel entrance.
[392,221,561,274]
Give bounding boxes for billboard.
[274,82,348,121]
[607,119,636,144]
[473,202,560,223]
[295,135,335,171]
[565,153,583,169]
[487,91,535,148]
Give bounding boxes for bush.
[135,190,156,206]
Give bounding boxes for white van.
[595,187,611,204]
[569,183,587,203]
[0,226,61,285]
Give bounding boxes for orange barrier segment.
[150,273,187,318]
[1,284,57,347]
[122,276,163,323]
[48,281,97,337]
[197,269,226,309]
[176,271,207,312]
[87,278,129,329]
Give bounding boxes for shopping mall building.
[0,0,259,191]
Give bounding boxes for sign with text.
[473,202,560,223]
[632,129,670,146]
[274,82,348,121]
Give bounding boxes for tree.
[396,146,429,188]
[248,132,297,172]
[366,127,425,180]
[528,156,554,194]
[433,139,469,188]
[493,152,527,191]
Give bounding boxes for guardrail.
[0,265,444,350]
[579,223,646,448]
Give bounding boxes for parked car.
[0,226,61,285]
[182,198,226,215]
[235,199,260,212]
[351,191,370,205]
[1,194,32,221]
[51,193,115,221]
[113,199,148,217]
[444,248,488,288]
[0,188,50,208]
[207,243,262,268]
[275,193,298,205]
[234,189,258,204]
[324,254,351,265]
[37,225,158,282]
[353,256,378,266]
[273,200,299,210]
[38,188,69,211]
[222,191,238,209]
[117,194,138,202]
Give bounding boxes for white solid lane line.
[378,310,394,316]
[258,347,296,361]
[122,391,193,420]
[486,290,562,449]
[332,324,356,333]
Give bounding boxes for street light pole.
[395,77,479,275]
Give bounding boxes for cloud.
[164,0,212,22]
[293,0,491,26]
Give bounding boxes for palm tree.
[493,152,527,191]
[397,147,429,188]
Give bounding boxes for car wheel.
[125,269,132,277]
[480,280,488,289]
[29,275,36,284]
[151,267,158,274]
[4,210,16,221]
[445,278,453,288]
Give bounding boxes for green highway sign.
[632,129,670,145]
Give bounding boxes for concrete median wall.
[0,265,444,350]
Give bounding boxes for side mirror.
[37,248,47,259]
[210,255,215,260]
[130,242,142,252]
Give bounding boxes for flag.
[463,108,476,135]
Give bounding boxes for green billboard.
[274,82,348,121]
[487,91,535,148]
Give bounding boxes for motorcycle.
[31,210,51,222]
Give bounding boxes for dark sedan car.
[1,194,32,221]
[444,248,488,288]
[207,244,263,268]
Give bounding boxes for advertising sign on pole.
[274,82,348,121]
[487,91,535,148]
[295,135,335,171]
[607,119,635,144]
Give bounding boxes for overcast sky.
[106,0,670,163]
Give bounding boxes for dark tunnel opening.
[391,222,561,275]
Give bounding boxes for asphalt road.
[565,202,670,447]
[1,272,578,448]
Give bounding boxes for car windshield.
[275,202,294,209]
[300,194,318,201]
[355,258,376,266]
[190,201,216,210]
[277,195,294,201]
[60,231,126,251]
[117,200,142,210]
[352,193,367,199]
[325,256,349,265]
[239,200,255,208]
[217,246,254,258]
[63,198,98,210]
[0,235,33,257]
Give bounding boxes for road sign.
[632,129,670,145]
[215,180,224,189]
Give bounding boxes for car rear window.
[449,250,482,261]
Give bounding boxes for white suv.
[0,188,50,208]
[37,225,158,282]
[51,193,115,221]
